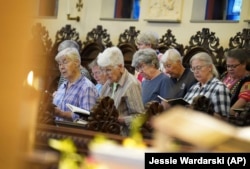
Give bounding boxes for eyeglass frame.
[226,63,241,69]
[91,70,103,77]
[135,63,149,72]
[57,58,72,67]
[190,64,208,72]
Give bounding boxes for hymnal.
[66,103,90,115]
[157,95,189,106]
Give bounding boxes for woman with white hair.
[53,47,98,122]
[183,52,231,119]
[97,46,145,136]
[57,40,91,87]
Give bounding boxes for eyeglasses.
[91,71,102,77]
[135,64,147,72]
[226,63,241,69]
[190,65,208,72]
[102,66,116,74]
[57,59,71,67]
[164,63,173,68]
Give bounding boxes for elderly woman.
[135,31,165,81]
[136,31,159,50]
[220,48,250,115]
[183,52,231,118]
[88,58,108,95]
[57,40,91,88]
[97,46,145,136]
[53,47,98,121]
[132,48,173,105]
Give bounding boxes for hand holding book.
[157,95,189,106]
[66,103,90,115]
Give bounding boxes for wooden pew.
[81,25,113,70]
[226,28,250,50]
[117,26,140,74]
[158,29,184,56]
[183,28,226,75]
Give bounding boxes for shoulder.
[158,72,170,79]
[211,78,227,87]
[78,76,96,88]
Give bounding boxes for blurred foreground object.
[152,106,250,152]
[49,138,82,169]
[89,128,154,169]
[0,1,39,169]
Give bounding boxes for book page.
[66,103,90,115]
[157,95,189,106]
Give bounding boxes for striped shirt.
[100,69,145,135]
[53,75,98,121]
[184,77,231,117]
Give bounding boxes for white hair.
[55,47,81,63]
[161,48,182,64]
[58,40,80,52]
[97,46,124,67]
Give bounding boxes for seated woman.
[53,48,98,122]
[57,40,91,88]
[220,48,250,116]
[183,52,231,119]
[97,46,145,136]
[131,48,173,105]
[88,58,108,95]
[135,31,163,81]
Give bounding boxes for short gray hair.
[131,48,159,69]
[97,46,124,67]
[190,52,219,78]
[55,47,81,63]
[58,40,80,52]
[136,31,159,49]
[161,48,182,64]
[88,58,98,69]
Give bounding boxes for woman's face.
[91,65,108,85]
[102,65,123,83]
[136,42,151,50]
[136,63,155,80]
[57,56,79,80]
[226,57,245,79]
[191,59,212,84]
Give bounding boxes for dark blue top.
[166,68,197,99]
[142,72,173,105]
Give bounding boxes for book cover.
[66,103,90,115]
[157,95,189,106]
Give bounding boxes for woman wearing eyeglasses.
[183,52,231,119]
[220,48,250,116]
[53,48,98,122]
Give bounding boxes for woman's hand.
[54,107,63,117]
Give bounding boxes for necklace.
[223,76,239,89]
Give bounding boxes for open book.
[66,103,90,116]
[157,95,189,106]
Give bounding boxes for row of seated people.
[33,26,250,156]
[31,23,250,95]
[34,25,250,134]
[39,37,250,140]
